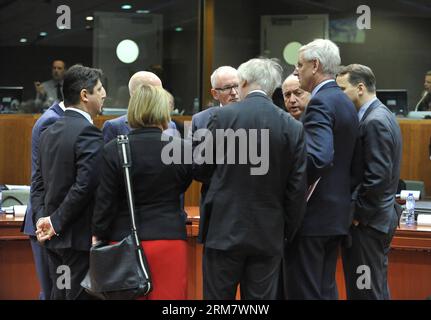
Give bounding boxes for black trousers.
[284,235,343,300]
[29,236,53,300]
[203,247,282,300]
[46,248,91,300]
[341,223,396,300]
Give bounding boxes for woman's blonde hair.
[127,84,171,129]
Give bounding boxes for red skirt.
[137,239,188,300]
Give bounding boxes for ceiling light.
[39,32,48,37]
[86,16,94,21]
[20,38,27,43]
[121,4,132,10]
[175,27,183,32]
[136,10,150,14]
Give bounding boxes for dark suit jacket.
[193,92,307,256]
[351,99,402,233]
[92,127,192,241]
[189,106,219,139]
[31,110,104,251]
[189,106,219,204]
[301,81,359,236]
[23,102,64,235]
[102,114,177,143]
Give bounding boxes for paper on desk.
[1,206,14,214]
[13,205,27,217]
[417,214,431,226]
[5,185,30,191]
[400,190,420,200]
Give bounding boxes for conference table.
[1,115,431,204]
[1,207,431,300]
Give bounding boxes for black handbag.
[81,135,152,300]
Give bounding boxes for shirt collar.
[311,79,335,98]
[66,107,93,124]
[358,96,378,121]
[59,101,66,111]
[248,89,267,96]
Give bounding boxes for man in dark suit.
[194,58,307,300]
[31,64,105,300]
[188,66,239,242]
[336,64,402,299]
[285,39,359,299]
[22,101,65,299]
[102,71,176,143]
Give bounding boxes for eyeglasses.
[214,84,239,93]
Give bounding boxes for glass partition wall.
[0,0,200,115]
[1,0,430,115]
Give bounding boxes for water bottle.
[193,98,200,114]
[405,193,415,226]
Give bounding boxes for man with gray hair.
[188,66,240,245]
[187,66,239,141]
[194,58,307,299]
[284,39,358,299]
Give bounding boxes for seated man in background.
[415,70,431,111]
[102,71,177,143]
[34,60,66,109]
[281,74,310,121]
[336,64,402,300]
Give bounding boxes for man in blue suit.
[22,101,65,299]
[285,39,359,299]
[102,71,177,143]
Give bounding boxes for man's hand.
[92,236,99,246]
[34,82,46,96]
[35,217,55,243]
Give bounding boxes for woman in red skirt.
[92,83,191,299]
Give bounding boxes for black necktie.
[56,83,63,101]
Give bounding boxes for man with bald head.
[282,75,311,120]
[102,71,176,143]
